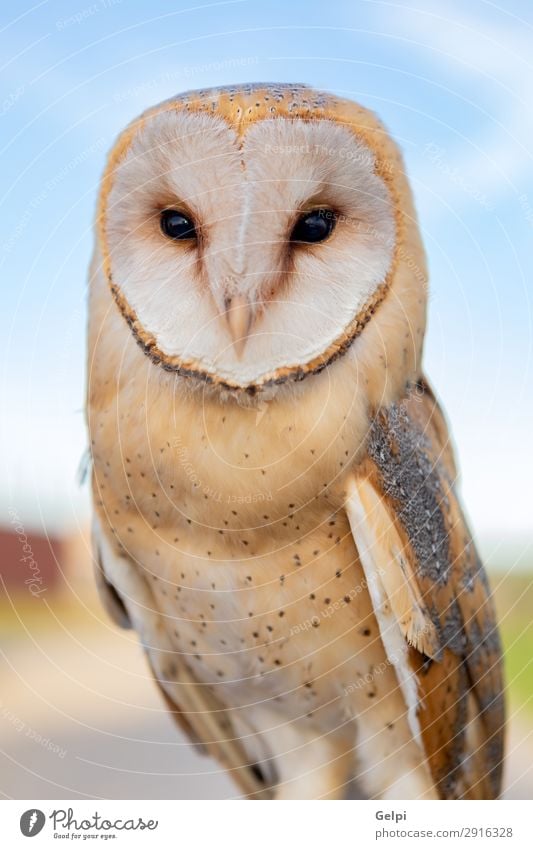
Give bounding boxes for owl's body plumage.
[87,84,504,799]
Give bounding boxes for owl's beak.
[224,294,254,357]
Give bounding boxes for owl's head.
[97,84,427,397]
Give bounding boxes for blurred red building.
[0,525,64,594]
[0,518,92,595]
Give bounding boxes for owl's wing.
[91,514,269,799]
[344,379,504,799]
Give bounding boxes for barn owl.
[87,83,504,800]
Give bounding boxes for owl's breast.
[100,477,393,736]
[89,344,394,730]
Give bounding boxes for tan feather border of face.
[97,84,404,394]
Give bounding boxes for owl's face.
[99,86,424,394]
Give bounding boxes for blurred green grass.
[492,572,533,714]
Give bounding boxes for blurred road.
[0,602,235,799]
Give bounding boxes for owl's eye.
[160,209,196,240]
[291,208,336,244]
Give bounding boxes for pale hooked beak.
[224,294,254,357]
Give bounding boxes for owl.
[87,83,504,800]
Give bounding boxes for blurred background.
[1,0,532,799]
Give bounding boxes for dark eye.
[291,208,335,244]
[160,209,196,240]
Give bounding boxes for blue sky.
[1,0,532,565]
